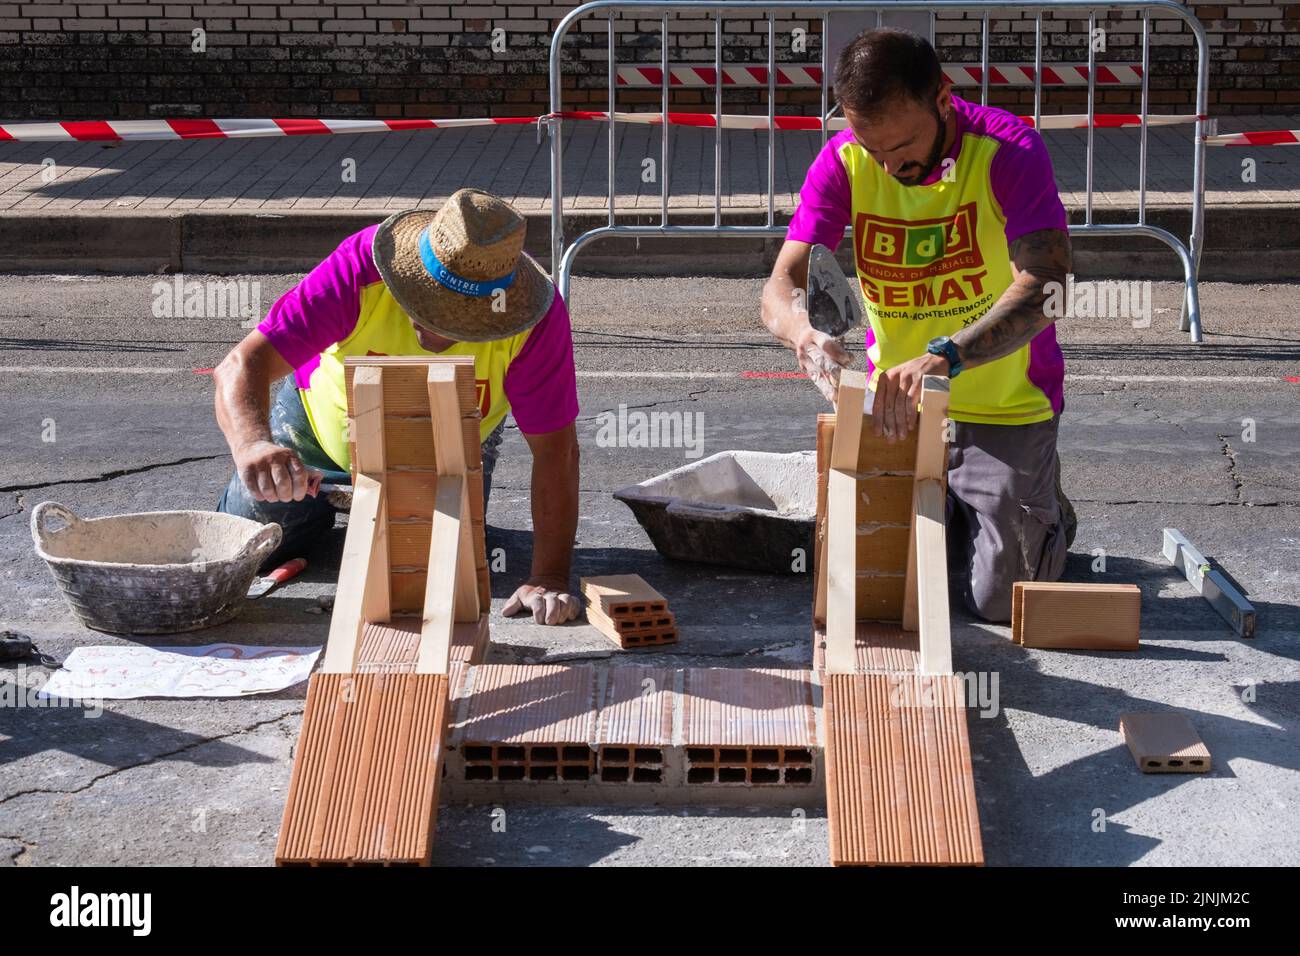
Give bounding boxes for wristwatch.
[926,336,963,378]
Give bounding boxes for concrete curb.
[2,203,1298,280]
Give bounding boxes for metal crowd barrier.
[547,0,1210,342]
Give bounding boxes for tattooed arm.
[870,227,1071,440]
[951,227,1072,368]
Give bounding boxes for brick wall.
[0,2,1294,120]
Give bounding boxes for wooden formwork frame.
[275,357,485,867]
[824,371,952,676]
[819,371,982,867]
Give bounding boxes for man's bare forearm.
[952,228,1071,370]
[213,351,274,456]
[528,435,580,583]
[762,272,809,350]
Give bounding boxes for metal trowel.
[804,243,864,400]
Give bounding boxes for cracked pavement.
[0,273,1298,866]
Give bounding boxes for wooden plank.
[1120,712,1211,774]
[275,672,448,866]
[416,474,465,675]
[824,672,983,866]
[826,371,866,673]
[1162,528,1256,639]
[1012,582,1141,650]
[830,369,867,471]
[321,480,387,674]
[350,368,392,644]
[428,365,468,475]
[904,375,950,632]
[913,479,952,675]
[413,365,476,674]
[814,414,833,626]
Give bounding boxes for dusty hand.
[235,440,310,503]
[872,353,949,441]
[794,326,853,404]
[501,575,582,626]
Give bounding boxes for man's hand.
[763,239,857,404]
[795,326,854,405]
[235,439,310,503]
[871,352,949,441]
[502,575,582,625]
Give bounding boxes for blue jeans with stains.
[217,376,503,572]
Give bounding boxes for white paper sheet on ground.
[39,644,322,700]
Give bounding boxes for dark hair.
[833,29,943,117]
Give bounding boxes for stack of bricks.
[1,2,1287,121]
[443,663,823,802]
[580,574,677,649]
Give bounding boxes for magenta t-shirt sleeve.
[990,126,1068,245]
[503,290,580,435]
[257,225,379,371]
[785,131,853,250]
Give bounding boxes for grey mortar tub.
[612,450,817,574]
[31,501,282,635]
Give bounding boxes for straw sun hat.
[373,188,554,342]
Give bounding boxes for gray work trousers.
[946,416,1068,623]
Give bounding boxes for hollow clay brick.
[581,574,669,616]
[276,672,449,866]
[1120,712,1212,773]
[585,603,678,649]
[824,672,983,866]
[1012,582,1141,650]
[357,615,488,673]
[813,622,920,673]
[856,572,907,621]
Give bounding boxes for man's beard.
[892,107,948,186]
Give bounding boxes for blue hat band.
[419,226,516,298]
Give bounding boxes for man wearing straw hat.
[213,189,582,625]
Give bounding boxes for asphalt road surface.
[1,273,1298,866]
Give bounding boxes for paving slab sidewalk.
[0,115,1297,277]
[2,115,1297,213]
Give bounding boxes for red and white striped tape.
[0,116,539,143]
[615,63,1142,88]
[616,65,823,87]
[0,109,1205,143]
[1205,129,1300,147]
[558,110,1199,131]
[945,64,1143,86]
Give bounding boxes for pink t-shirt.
[259,224,579,438]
